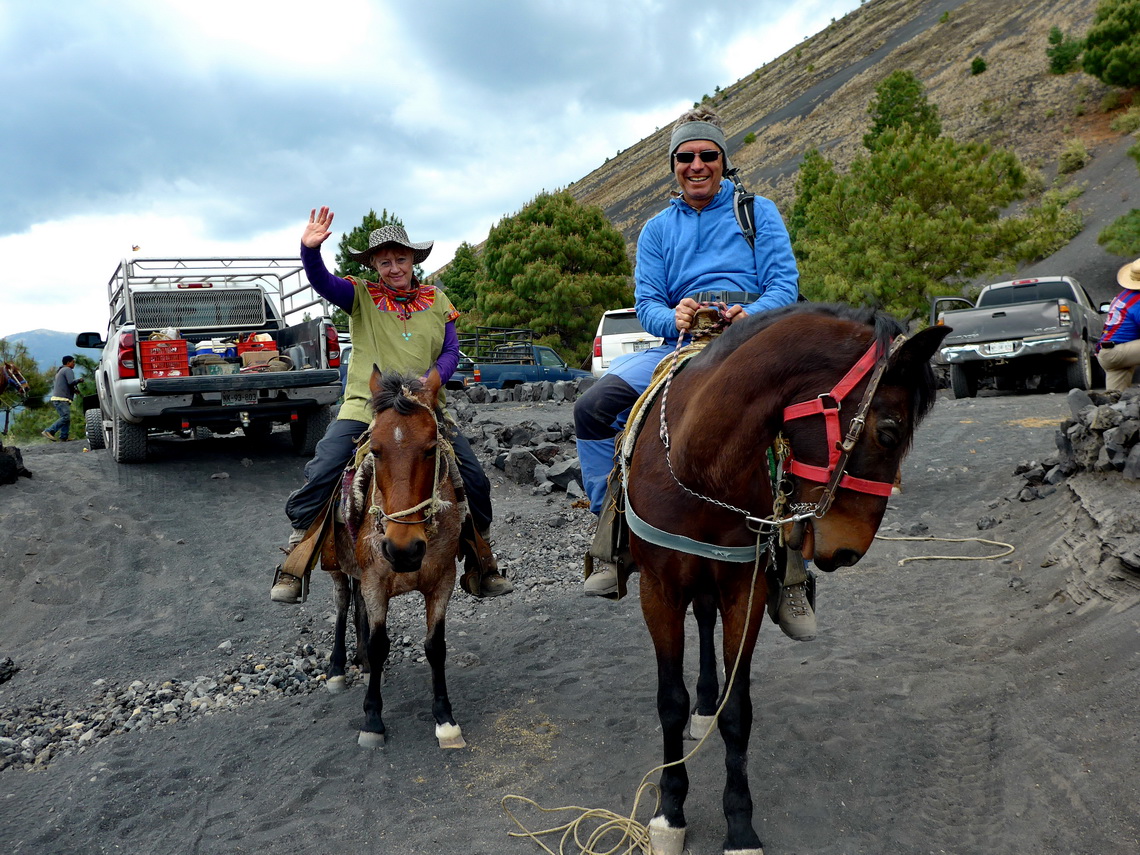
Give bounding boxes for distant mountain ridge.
[2,329,100,372]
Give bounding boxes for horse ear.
[889,326,952,375]
[368,364,384,397]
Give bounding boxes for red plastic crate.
[140,340,189,378]
[238,339,276,354]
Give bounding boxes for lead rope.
[503,529,776,855]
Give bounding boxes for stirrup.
[272,564,309,604]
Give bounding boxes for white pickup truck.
[76,257,343,463]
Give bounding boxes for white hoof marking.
[688,713,716,740]
[326,675,347,694]
[648,816,685,855]
[436,722,466,749]
[357,730,386,749]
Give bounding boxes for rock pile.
[1016,388,1140,500]
[0,644,331,772]
[448,380,595,498]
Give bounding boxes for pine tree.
[794,127,1082,320]
[1082,0,1140,87]
[475,192,633,364]
[862,70,941,151]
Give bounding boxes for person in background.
[573,107,818,639]
[270,209,512,604]
[42,355,79,442]
[1096,257,1140,393]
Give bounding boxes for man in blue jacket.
[574,109,813,637]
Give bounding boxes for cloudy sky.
[0,0,858,340]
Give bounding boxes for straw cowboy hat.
[347,224,433,264]
[1117,257,1140,290]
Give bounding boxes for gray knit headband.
[668,121,731,172]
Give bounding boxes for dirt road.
[1,390,1137,855]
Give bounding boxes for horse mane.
[369,372,428,417]
[697,301,939,423]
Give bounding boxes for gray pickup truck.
[932,276,1106,398]
[77,257,344,463]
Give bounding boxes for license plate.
[633,340,652,352]
[986,341,1015,355]
[221,390,258,406]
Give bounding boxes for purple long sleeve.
[435,323,460,383]
[300,243,355,311]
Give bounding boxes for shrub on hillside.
[971,56,987,75]
[1083,0,1140,88]
[1047,25,1084,74]
[1109,106,1140,134]
[1098,209,1140,256]
[1058,139,1091,173]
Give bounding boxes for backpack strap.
[726,167,756,250]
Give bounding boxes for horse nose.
[830,548,863,569]
[381,537,427,573]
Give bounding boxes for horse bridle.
[365,398,448,528]
[777,334,906,519]
[659,332,906,532]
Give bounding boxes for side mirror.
[76,332,106,349]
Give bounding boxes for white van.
[591,308,664,377]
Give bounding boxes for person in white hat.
[270,207,512,604]
[1095,257,1140,392]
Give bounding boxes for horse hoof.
[436,723,466,749]
[357,730,386,749]
[648,817,685,855]
[687,713,716,740]
[326,676,347,694]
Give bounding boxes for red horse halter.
[780,335,906,517]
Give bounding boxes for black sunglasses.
[673,149,721,164]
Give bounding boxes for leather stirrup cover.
[282,490,337,580]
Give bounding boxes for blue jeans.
[285,418,492,534]
[47,401,71,440]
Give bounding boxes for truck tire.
[111,415,148,463]
[950,364,977,399]
[193,426,213,440]
[1065,346,1093,391]
[85,409,106,449]
[290,405,331,456]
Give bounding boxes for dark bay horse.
[624,303,950,855]
[319,370,466,750]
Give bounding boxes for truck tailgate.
[143,369,341,393]
[941,302,1063,344]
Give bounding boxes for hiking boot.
[270,567,304,604]
[479,571,514,597]
[41,430,56,442]
[777,581,817,641]
[584,561,619,598]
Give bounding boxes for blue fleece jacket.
[634,179,800,342]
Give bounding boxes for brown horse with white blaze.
[319,369,466,750]
[624,303,950,855]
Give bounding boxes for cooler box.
[140,340,190,378]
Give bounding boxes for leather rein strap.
[781,335,907,517]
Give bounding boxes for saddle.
[586,309,812,604]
